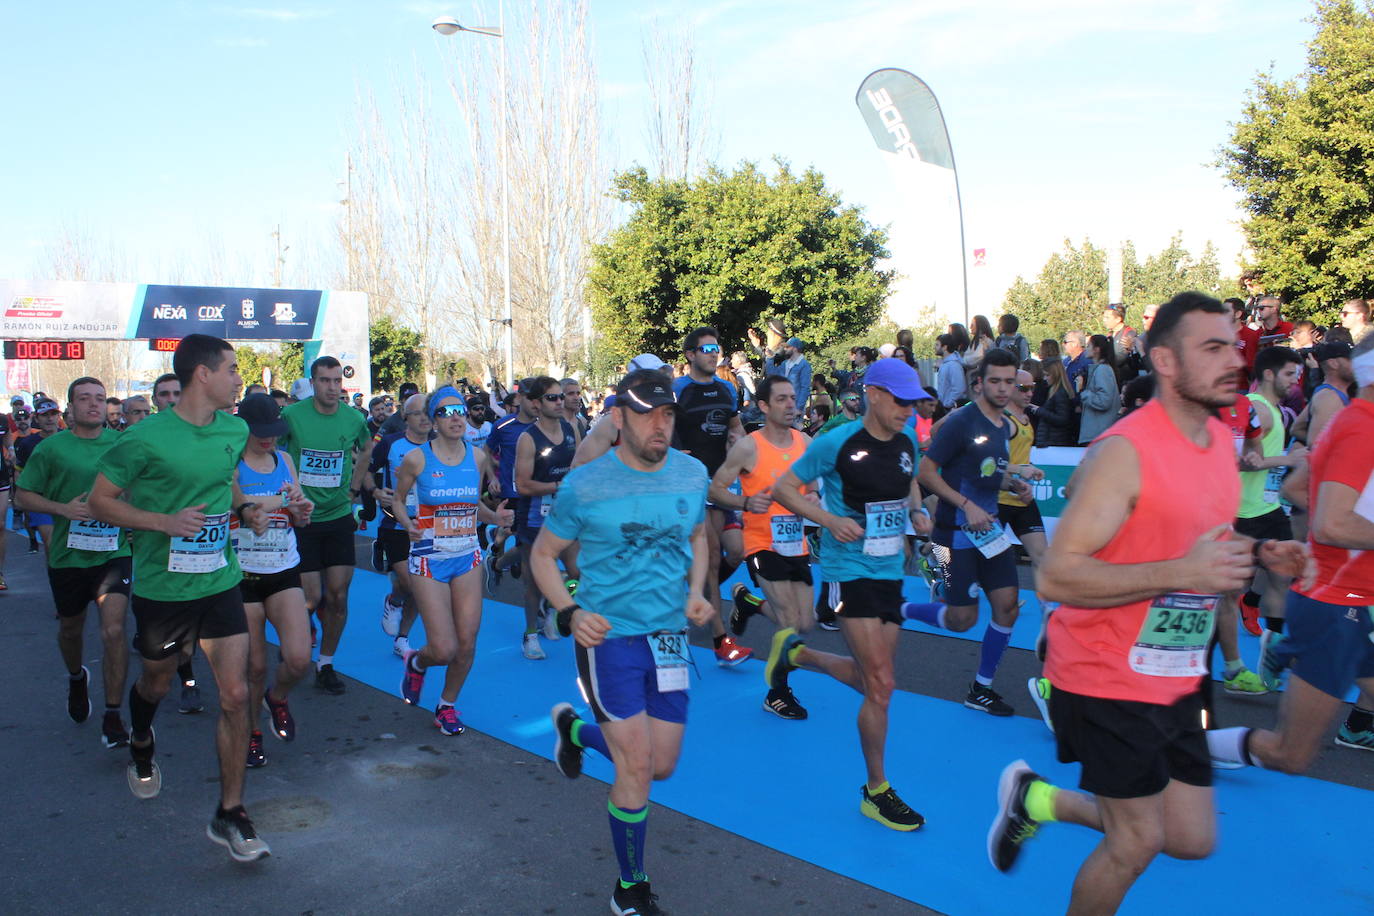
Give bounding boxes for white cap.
[878,343,896,358]
[628,353,667,372]
[289,378,313,400]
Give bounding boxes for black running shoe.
[964,681,1014,716]
[550,702,584,779]
[207,805,272,862]
[315,664,346,695]
[370,538,386,573]
[67,666,91,724]
[178,680,204,715]
[860,783,925,831]
[763,687,808,720]
[729,583,758,636]
[988,759,1042,872]
[246,730,266,768]
[100,709,130,748]
[611,880,663,916]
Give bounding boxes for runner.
[1297,341,1353,447]
[16,396,62,555]
[513,376,582,659]
[768,358,940,831]
[708,375,816,718]
[560,377,591,439]
[15,377,132,747]
[572,355,671,469]
[483,379,537,590]
[281,356,373,696]
[1208,332,1374,766]
[986,293,1308,912]
[394,387,512,735]
[230,394,314,768]
[88,334,271,862]
[152,373,180,412]
[916,348,1036,715]
[673,327,752,666]
[370,393,431,657]
[536,369,715,916]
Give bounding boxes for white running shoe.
[393,635,411,658]
[381,596,403,637]
[522,632,546,660]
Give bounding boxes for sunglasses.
[433,404,467,418]
[543,393,566,402]
[695,343,721,354]
[1015,384,1034,392]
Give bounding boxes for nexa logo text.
[198,305,224,320]
[152,305,187,320]
[866,88,918,160]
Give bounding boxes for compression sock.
[975,622,1014,686]
[1346,706,1374,733]
[900,602,947,628]
[1024,780,1060,823]
[570,718,609,758]
[1265,616,1285,634]
[128,683,160,742]
[177,659,194,684]
[608,802,649,886]
[1224,656,1245,677]
[1205,727,1254,768]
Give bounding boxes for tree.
[1220,0,1374,319]
[588,161,893,362]
[369,315,423,393]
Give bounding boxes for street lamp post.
[433,7,513,392]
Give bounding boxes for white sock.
[1205,726,1253,767]
[318,655,334,668]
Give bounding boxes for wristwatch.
[556,603,582,638]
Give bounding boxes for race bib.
[169,511,230,574]
[964,521,1012,559]
[1130,592,1219,677]
[67,517,119,552]
[431,505,478,555]
[649,630,689,692]
[863,499,906,557]
[1263,466,1284,504]
[231,514,292,568]
[770,514,805,557]
[299,448,344,488]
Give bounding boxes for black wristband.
[1252,538,1270,564]
[556,604,581,638]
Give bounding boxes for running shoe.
[370,538,386,573]
[859,783,925,831]
[1027,677,1054,734]
[550,702,584,779]
[207,806,272,862]
[1258,630,1288,691]
[965,681,1014,716]
[815,590,839,631]
[764,627,802,691]
[611,880,663,916]
[178,679,204,714]
[68,666,91,724]
[763,687,808,720]
[400,650,426,705]
[729,583,759,636]
[100,709,130,749]
[541,605,562,641]
[484,554,502,594]
[434,705,465,736]
[1223,667,1268,696]
[127,730,160,799]
[380,595,403,636]
[1239,594,1262,637]
[28,537,39,554]
[315,664,346,695]
[393,635,411,658]
[987,759,1042,872]
[1034,601,1058,663]
[246,730,266,768]
[522,632,546,660]
[1335,724,1374,752]
[264,693,295,741]
[714,635,752,668]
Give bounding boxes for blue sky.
[0,0,1313,322]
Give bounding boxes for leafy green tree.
[233,342,304,392]
[1220,0,1374,319]
[589,161,893,363]
[369,316,423,393]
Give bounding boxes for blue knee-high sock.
[900,601,947,628]
[608,801,649,886]
[571,718,610,758]
[975,622,1014,686]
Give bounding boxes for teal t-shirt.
[543,448,707,637]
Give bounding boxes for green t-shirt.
[818,413,860,436]
[100,409,246,601]
[17,428,132,569]
[281,398,370,522]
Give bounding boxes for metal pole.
[499,0,513,390]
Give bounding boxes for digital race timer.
[2,340,86,360]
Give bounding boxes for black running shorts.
[296,514,356,573]
[997,500,1045,538]
[1050,686,1211,799]
[239,568,303,605]
[746,550,813,587]
[827,578,903,626]
[47,556,132,618]
[1233,507,1293,542]
[132,584,247,661]
[379,527,412,569]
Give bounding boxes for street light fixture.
[432,9,513,391]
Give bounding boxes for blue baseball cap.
[864,358,933,403]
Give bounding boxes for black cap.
[1314,341,1352,362]
[615,369,677,413]
[238,393,288,438]
[398,382,420,398]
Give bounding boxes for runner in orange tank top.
[985,293,1310,915]
[708,375,817,719]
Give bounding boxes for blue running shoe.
[400,650,426,705]
[434,705,464,736]
[1258,630,1287,692]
